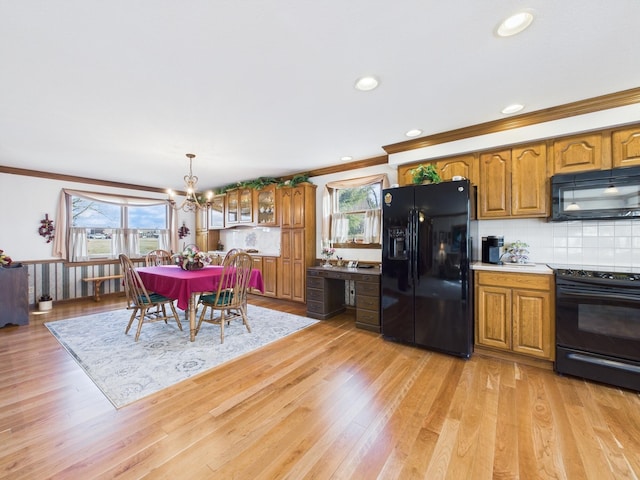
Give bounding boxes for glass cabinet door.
[257,185,277,225]
[239,188,253,223]
[226,190,239,225]
[209,194,225,229]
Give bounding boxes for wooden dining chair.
[119,253,182,341]
[196,251,253,344]
[145,249,172,267]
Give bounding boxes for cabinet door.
[278,230,293,300]
[476,284,511,350]
[479,150,511,218]
[226,190,239,225]
[291,229,306,302]
[209,194,225,229]
[255,185,278,226]
[512,289,553,359]
[280,188,293,227]
[239,188,254,224]
[553,133,604,173]
[511,143,548,217]
[262,257,277,297]
[612,126,640,168]
[437,154,477,184]
[250,256,263,294]
[291,186,306,228]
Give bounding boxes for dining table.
[136,265,264,341]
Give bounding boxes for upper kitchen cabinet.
[225,187,254,226]
[552,132,605,174]
[195,206,208,251]
[478,143,548,219]
[397,154,477,187]
[436,154,477,184]
[280,184,310,228]
[612,125,640,168]
[208,194,225,229]
[255,184,278,226]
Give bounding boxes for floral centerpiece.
[0,249,12,267]
[172,244,212,270]
[321,246,335,267]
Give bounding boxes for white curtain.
[53,188,173,260]
[330,213,349,243]
[322,173,389,245]
[363,209,382,244]
[69,228,88,262]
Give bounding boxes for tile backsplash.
[477,218,640,268]
[217,226,281,255]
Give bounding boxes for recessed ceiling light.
[341,156,353,161]
[405,129,423,137]
[354,76,379,91]
[497,11,534,37]
[501,104,525,114]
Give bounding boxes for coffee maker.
[482,236,504,264]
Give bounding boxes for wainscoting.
[24,258,146,306]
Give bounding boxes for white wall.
[0,172,195,262]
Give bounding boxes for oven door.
[556,277,640,360]
[555,276,640,391]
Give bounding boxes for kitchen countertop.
[207,250,279,257]
[471,261,553,275]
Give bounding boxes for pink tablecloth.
[136,265,264,310]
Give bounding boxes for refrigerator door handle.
[410,209,418,282]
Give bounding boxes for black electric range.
[547,263,640,392]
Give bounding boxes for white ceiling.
[1,1,639,192]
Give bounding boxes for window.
[322,174,389,248]
[54,189,174,262]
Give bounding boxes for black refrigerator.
[381,180,475,358]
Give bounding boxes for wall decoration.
[178,222,190,239]
[38,214,55,243]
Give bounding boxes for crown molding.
[382,87,640,155]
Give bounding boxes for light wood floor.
[1,295,639,479]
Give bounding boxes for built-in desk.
[306,266,381,332]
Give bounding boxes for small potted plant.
[38,294,53,311]
[410,164,441,185]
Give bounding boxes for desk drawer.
[306,287,325,302]
[306,300,325,314]
[306,276,325,289]
[356,308,380,327]
[356,294,379,311]
[356,281,379,297]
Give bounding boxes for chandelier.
[168,153,212,212]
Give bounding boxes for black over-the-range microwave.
[551,166,640,221]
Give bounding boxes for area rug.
[45,305,318,408]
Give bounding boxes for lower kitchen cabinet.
[261,256,277,297]
[475,270,554,361]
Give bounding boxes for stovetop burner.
[547,263,640,282]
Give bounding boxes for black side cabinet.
[0,265,29,327]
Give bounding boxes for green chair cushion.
[200,290,234,306]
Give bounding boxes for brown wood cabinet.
[208,194,225,229]
[478,143,548,219]
[552,132,606,173]
[254,184,278,226]
[225,188,254,226]
[261,256,277,297]
[475,270,554,361]
[195,207,208,251]
[397,154,477,187]
[612,125,640,168]
[278,183,316,303]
